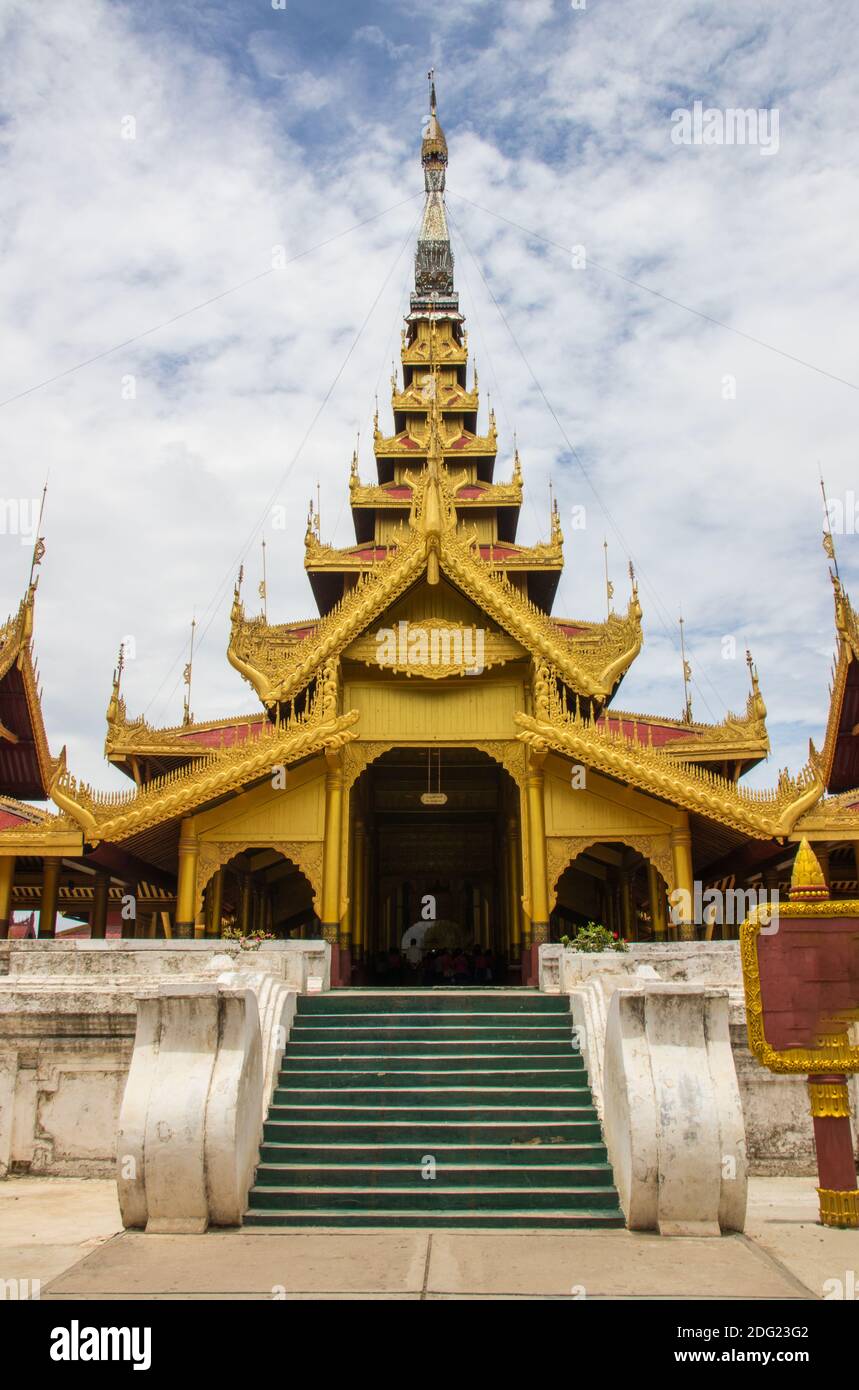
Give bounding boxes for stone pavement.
[0,1176,854,1299]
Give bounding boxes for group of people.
[372,944,497,986]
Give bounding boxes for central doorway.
[348,747,522,986]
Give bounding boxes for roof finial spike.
[819,465,840,582]
[679,610,693,723]
[428,68,437,115]
[182,616,196,728]
[258,537,268,622]
[603,539,614,617]
[28,480,48,591]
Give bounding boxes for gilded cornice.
[231,534,428,708]
[0,586,35,682]
[348,478,523,509]
[0,580,54,793]
[820,576,859,788]
[374,420,497,458]
[516,666,824,838]
[50,671,360,843]
[105,700,266,759]
[792,786,859,835]
[599,691,770,760]
[391,383,478,414]
[232,459,642,709]
[401,335,467,368]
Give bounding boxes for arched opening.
[348,746,522,985]
[551,840,670,943]
[202,847,317,939]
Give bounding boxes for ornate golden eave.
[230,457,641,711]
[373,420,497,459]
[515,680,823,840]
[596,689,770,767]
[50,669,360,843]
[348,477,523,509]
[0,579,55,800]
[819,575,859,792]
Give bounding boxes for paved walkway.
[0,1176,853,1299]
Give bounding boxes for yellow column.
[175,819,199,939]
[0,856,15,939]
[320,748,344,944]
[91,870,109,940]
[647,861,666,940]
[206,868,224,938]
[39,856,61,939]
[670,825,695,941]
[526,750,550,944]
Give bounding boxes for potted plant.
[559,921,629,953]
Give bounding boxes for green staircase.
[244,989,625,1229]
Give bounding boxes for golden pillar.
[670,825,695,941]
[39,856,61,939]
[206,868,224,938]
[647,861,666,940]
[526,750,550,944]
[0,855,15,939]
[321,747,344,945]
[91,870,109,939]
[175,819,199,939]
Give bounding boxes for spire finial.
[789,837,828,901]
[819,466,840,581]
[428,68,437,116]
[28,481,48,591]
[182,616,196,728]
[679,610,693,723]
[603,539,614,617]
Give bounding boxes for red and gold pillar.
[808,1074,858,1228]
[0,856,15,939]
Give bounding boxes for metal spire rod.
[259,537,268,621]
[603,538,614,617]
[679,611,693,723]
[819,466,840,582]
[182,616,196,727]
[28,480,48,588]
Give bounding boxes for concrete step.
[243,1208,626,1230]
[246,1184,621,1212]
[253,1162,616,1188]
[258,1141,609,1165]
[279,1054,585,1073]
[274,1071,589,1091]
[262,1118,604,1142]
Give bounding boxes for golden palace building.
[1,83,858,991]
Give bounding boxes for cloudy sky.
[1,0,857,791]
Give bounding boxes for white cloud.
[0,0,855,805]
